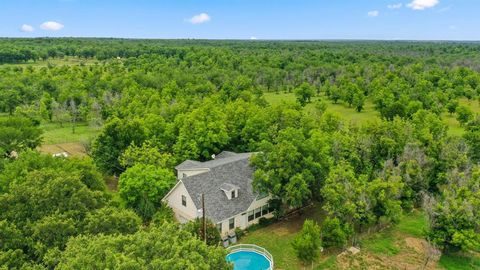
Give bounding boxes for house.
[162,151,273,236]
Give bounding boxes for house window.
[231,190,236,199]
[181,195,186,207]
[217,223,222,234]
[229,218,235,230]
[254,207,261,219]
[248,210,254,222]
[262,204,269,216]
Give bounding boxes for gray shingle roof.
[180,152,257,223]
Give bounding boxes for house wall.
[164,181,198,223]
[217,195,273,237]
[176,168,210,179]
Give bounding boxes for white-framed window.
[231,190,236,199]
[248,210,254,222]
[217,222,222,234]
[254,207,261,219]
[181,195,187,207]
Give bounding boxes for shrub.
[321,217,352,248]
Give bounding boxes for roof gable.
[179,152,257,222]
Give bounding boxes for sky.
[1,0,479,40]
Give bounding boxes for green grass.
[439,253,480,270]
[361,231,400,256]
[396,211,427,238]
[314,255,338,270]
[263,93,480,136]
[361,211,427,256]
[41,122,100,145]
[238,205,324,269]
[263,92,379,125]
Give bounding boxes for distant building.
[163,151,273,236]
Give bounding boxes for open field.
[239,207,479,270]
[38,122,100,157]
[264,92,480,136]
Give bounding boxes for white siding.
[164,181,198,223]
[218,212,248,236]
[217,195,273,236]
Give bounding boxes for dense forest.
[1,38,479,269]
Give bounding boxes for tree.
[173,99,229,161]
[184,218,221,246]
[424,167,480,253]
[294,82,315,106]
[119,140,175,169]
[446,100,459,115]
[51,101,70,128]
[352,91,365,112]
[56,223,232,270]
[321,217,351,248]
[118,164,176,221]
[252,128,322,211]
[321,161,373,232]
[83,207,141,235]
[91,117,146,174]
[464,115,480,163]
[0,117,43,157]
[292,219,322,266]
[68,99,79,134]
[456,105,473,126]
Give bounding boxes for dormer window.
[220,183,239,200]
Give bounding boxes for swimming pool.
[226,249,273,270]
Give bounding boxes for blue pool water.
[226,251,271,270]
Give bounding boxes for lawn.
[263,92,480,136]
[360,210,427,257]
[239,209,480,269]
[41,122,100,145]
[38,122,100,157]
[238,204,325,269]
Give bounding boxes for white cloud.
[20,24,34,32]
[250,36,257,40]
[407,0,439,10]
[387,3,403,9]
[368,10,379,17]
[40,21,64,31]
[188,13,211,24]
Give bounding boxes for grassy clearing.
[264,93,480,136]
[360,211,426,257]
[361,232,400,256]
[264,92,379,126]
[396,211,428,237]
[41,122,100,145]
[38,122,100,157]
